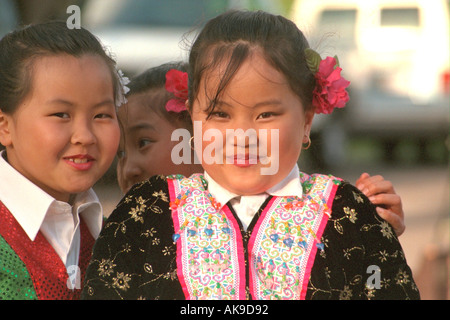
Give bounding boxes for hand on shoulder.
[355,173,405,236]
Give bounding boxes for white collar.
[0,150,103,241]
[204,164,303,208]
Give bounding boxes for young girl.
[83,11,418,300]
[116,62,202,194]
[0,21,125,300]
[117,63,406,235]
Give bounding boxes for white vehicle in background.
[291,0,449,166]
[82,0,284,76]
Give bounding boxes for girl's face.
[190,52,314,195]
[0,54,120,203]
[116,92,200,194]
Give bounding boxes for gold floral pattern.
[82,176,420,300]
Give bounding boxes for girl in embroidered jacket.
[82,10,419,300]
[0,21,123,300]
[117,63,405,235]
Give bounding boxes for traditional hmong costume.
[0,151,103,300]
[82,167,419,300]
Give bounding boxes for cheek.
[99,124,121,158]
[25,122,67,152]
[145,141,178,175]
[277,124,303,159]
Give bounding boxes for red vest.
[0,201,95,300]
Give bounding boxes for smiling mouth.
[67,158,91,164]
[225,154,258,166]
[64,155,95,170]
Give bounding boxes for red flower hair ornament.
[165,69,189,113]
[305,48,350,114]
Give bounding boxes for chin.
[225,178,274,196]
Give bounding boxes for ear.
[303,110,315,143]
[185,99,191,117]
[0,109,13,147]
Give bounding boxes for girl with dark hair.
[116,62,202,194]
[0,21,125,299]
[83,10,419,300]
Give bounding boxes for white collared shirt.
[0,151,103,273]
[205,164,303,230]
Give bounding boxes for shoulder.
[327,180,398,249]
[102,175,171,236]
[333,181,385,224]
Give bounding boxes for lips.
[64,154,95,170]
[226,154,259,167]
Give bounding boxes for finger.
[368,193,402,208]
[376,207,405,236]
[355,172,370,188]
[363,180,395,197]
[356,173,374,194]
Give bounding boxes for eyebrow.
[128,123,158,133]
[47,98,115,108]
[215,99,282,109]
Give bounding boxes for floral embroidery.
[152,191,169,202]
[98,259,116,277]
[343,207,357,223]
[380,221,394,240]
[112,272,131,291]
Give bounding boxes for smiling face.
[0,54,120,202]
[190,51,314,195]
[116,90,200,194]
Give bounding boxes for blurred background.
[1,0,448,299]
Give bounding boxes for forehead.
[204,51,288,91]
[29,54,113,95]
[119,90,163,118]
[32,54,111,78]
[118,91,176,132]
[17,54,115,113]
[199,52,291,104]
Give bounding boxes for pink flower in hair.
[312,56,350,114]
[165,69,188,113]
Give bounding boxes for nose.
[71,119,97,146]
[226,120,258,148]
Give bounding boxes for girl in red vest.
[0,21,125,299]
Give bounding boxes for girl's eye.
[257,112,275,119]
[117,150,126,159]
[52,112,70,118]
[95,113,113,119]
[210,111,229,119]
[138,139,153,149]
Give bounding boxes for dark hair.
[188,10,316,114]
[0,20,120,114]
[125,61,191,129]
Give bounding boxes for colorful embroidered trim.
[248,174,340,300]
[168,173,341,300]
[168,174,246,300]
